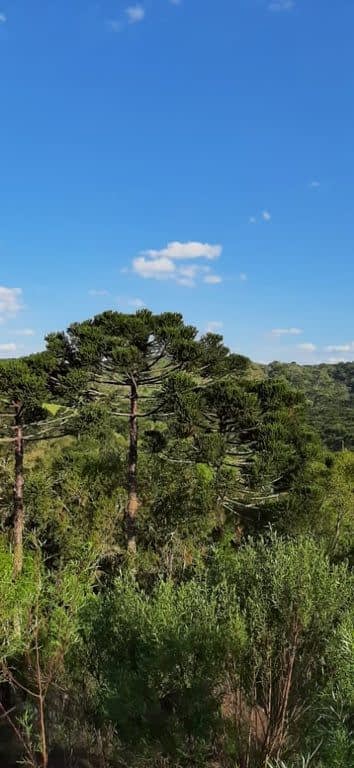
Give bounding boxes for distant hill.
[265,361,354,450]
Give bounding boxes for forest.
[0,310,353,768]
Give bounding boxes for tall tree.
[0,356,72,575]
[46,312,248,553]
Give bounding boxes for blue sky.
[0,0,354,364]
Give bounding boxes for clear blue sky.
[0,0,353,363]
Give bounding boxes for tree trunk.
[13,402,24,577]
[126,379,138,554]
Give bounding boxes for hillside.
[265,361,354,450]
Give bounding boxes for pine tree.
[45,312,249,553]
[0,356,73,575]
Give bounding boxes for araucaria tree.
[0,357,72,575]
[0,360,47,575]
[46,311,248,553]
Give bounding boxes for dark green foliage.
[267,361,354,450]
[0,311,353,768]
[78,577,245,766]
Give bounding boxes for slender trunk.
[35,618,48,768]
[13,401,24,578]
[126,379,138,554]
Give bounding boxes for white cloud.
[0,343,17,354]
[203,274,222,285]
[268,0,294,11]
[249,216,257,224]
[297,342,317,352]
[309,180,320,189]
[14,328,35,337]
[239,272,247,282]
[205,321,223,334]
[325,342,354,353]
[0,13,7,24]
[142,241,222,261]
[169,0,181,4]
[262,210,272,222]
[89,289,110,296]
[125,5,145,23]
[0,287,23,321]
[131,241,223,287]
[271,327,303,337]
[326,357,350,364]
[128,299,145,309]
[133,256,176,280]
[127,297,145,308]
[116,296,145,309]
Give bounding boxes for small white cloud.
[127,297,145,308]
[239,272,248,282]
[0,13,7,24]
[0,287,23,321]
[249,216,257,224]
[89,289,110,296]
[0,343,17,354]
[205,321,223,334]
[325,342,354,353]
[169,0,181,4]
[309,180,320,188]
[204,274,222,285]
[268,0,294,11]
[142,241,222,262]
[117,296,145,309]
[297,342,317,352]
[271,328,303,337]
[125,5,145,24]
[14,328,35,337]
[326,357,349,364]
[133,256,176,280]
[262,210,272,222]
[131,241,223,286]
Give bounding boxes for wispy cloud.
[125,5,145,24]
[297,342,317,352]
[203,274,222,285]
[0,287,23,322]
[169,0,181,4]
[0,343,17,355]
[0,12,7,24]
[239,272,248,282]
[205,321,223,334]
[117,296,145,309]
[13,328,35,337]
[141,241,222,261]
[132,241,223,287]
[268,0,295,12]
[88,289,110,296]
[325,342,354,353]
[271,327,303,337]
[250,211,271,224]
[309,180,320,189]
[326,356,352,364]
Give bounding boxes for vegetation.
[0,310,353,768]
[266,362,354,451]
